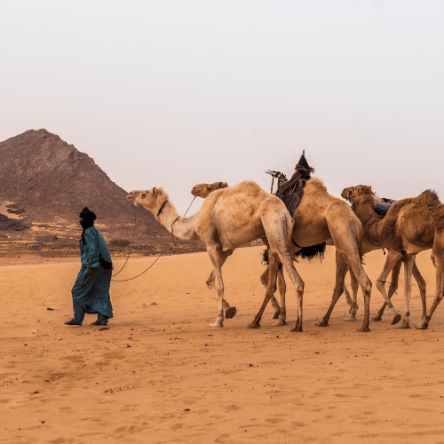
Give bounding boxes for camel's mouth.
[126,193,138,205]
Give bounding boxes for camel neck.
[353,197,376,224]
[352,196,385,252]
[157,201,199,241]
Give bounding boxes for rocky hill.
[0,129,160,227]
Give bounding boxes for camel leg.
[206,248,230,328]
[343,267,353,309]
[278,253,304,332]
[248,253,280,329]
[346,266,359,321]
[343,283,353,308]
[316,214,372,331]
[273,267,287,326]
[206,269,237,319]
[372,259,402,321]
[412,257,427,321]
[400,254,414,328]
[316,250,349,327]
[375,250,403,325]
[255,204,304,331]
[417,255,444,330]
[259,267,282,320]
[348,256,372,332]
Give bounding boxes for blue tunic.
[71,227,113,319]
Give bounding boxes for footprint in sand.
[48,438,76,444]
[215,434,230,443]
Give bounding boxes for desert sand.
[1,245,444,444]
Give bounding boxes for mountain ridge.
[0,129,160,229]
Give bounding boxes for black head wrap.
[295,152,314,179]
[79,207,96,230]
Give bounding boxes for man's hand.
[86,267,94,278]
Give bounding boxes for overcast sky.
[1,0,443,213]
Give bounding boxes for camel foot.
[209,322,223,328]
[399,324,411,329]
[357,325,370,332]
[271,319,287,327]
[391,314,402,325]
[315,320,329,327]
[372,314,383,321]
[345,317,357,322]
[225,306,237,319]
[416,316,430,330]
[290,326,303,332]
[247,322,261,329]
[349,305,358,315]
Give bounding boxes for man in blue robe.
[65,207,114,326]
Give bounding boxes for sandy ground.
[1,246,444,444]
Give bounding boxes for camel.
[191,182,228,198]
[126,181,306,330]
[192,181,290,323]
[336,186,427,325]
[192,176,373,332]
[333,185,441,329]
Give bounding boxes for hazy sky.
[2,0,444,213]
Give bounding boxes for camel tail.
[285,210,295,252]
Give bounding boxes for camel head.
[126,188,170,216]
[341,185,377,206]
[191,182,228,198]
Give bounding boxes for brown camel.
[192,178,373,332]
[337,186,427,325]
[126,181,306,330]
[333,185,441,329]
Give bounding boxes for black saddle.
[374,198,396,217]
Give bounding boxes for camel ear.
[356,186,362,195]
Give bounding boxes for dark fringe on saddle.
[261,242,326,266]
[294,242,326,261]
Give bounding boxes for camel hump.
[384,189,440,221]
[191,182,228,198]
[416,189,441,207]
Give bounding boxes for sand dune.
[1,246,444,443]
